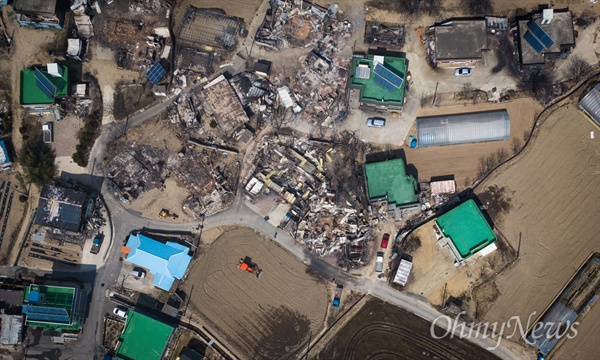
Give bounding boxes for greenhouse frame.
[416,110,510,147]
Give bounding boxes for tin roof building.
[364,158,418,209]
[115,310,175,360]
[123,234,192,291]
[579,83,600,126]
[20,65,68,107]
[417,110,510,147]
[435,199,497,261]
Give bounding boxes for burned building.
[199,75,249,138]
[364,21,405,48]
[34,186,94,233]
[174,7,241,51]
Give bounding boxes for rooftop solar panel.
[524,31,545,53]
[355,66,370,79]
[23,306,71,323]
[146,62,166,85]
[374,73,397,93]
[34,68,58,99]
[374,63,403,88]
[527,21,555,48]
[60,204,81,225]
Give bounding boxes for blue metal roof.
[125,234,192,291]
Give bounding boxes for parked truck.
[42,123,53,144]
[90,233,104,254]
[375,251,384,273]
[332,284,343,308]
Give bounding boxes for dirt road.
[183,227,328,360]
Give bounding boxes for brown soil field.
[552,305,600,359]
[184,227,328,360]
[404,98,542,190]
[315,297,501,360]
[475,103,600,330]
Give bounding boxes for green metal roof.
[350,55,407,105]
[20,66,68,105]
[364,158,418,206]
[435,199,497,259]
[116,310,174,360]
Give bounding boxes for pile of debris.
[166,92,202,128]
[128,0,163,13]
[364,21,404,47]
[256,1,352,57]
[244,135,373,261]
[286,51,350,123]
[97,15,171,72]
[168,145,239,218]
[105,144,167,202]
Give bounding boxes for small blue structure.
[125,234,192,291]
[0,140,11,170]
[146,62,166,85]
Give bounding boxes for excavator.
[238,256,263,278]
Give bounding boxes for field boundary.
[472,67,600,191]
[299,294,367,358]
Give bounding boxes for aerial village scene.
[0,0,598,359]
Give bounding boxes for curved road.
[80,86,527,360]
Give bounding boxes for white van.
[366,117,386,128]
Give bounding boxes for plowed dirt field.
[184,227,328,360]
[315,297,501,360]
[475,103,600,330]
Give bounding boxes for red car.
[381,233,390,249]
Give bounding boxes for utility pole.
[517,232,522,258]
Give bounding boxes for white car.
[454,68,472,77]
[366,117,386,128]
[131,268,146,278]
[113,307,128,318]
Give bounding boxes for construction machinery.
[159,209,179,219]
[238,256,263,278]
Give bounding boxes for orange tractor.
[238,256,263,278]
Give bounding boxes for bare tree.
[272,106,298,132]
[520,69,554,105]
[511,137,522,154]
[565,55,592,83]
[460,0,493,15]
[495,148,508,164]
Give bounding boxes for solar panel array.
[60,204,81,225]
[355,66,370,79]
[374,63,403,88]
[23,305,71,323]
[34,68,58,99]
[524,31,545,54]
[527,21,555,48]
[146,62,166,85]
[374,73,397,93]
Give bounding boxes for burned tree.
[565,55,592,84]
[520,69,554,105]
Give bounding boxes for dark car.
[381,233,390,248]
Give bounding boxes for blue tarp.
[0,140,11,165]
[125,234,192,291]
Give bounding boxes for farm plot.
[315,297,500,360]
[474,103,600,328]
[404,98,541,189]
[184,227,328,360]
